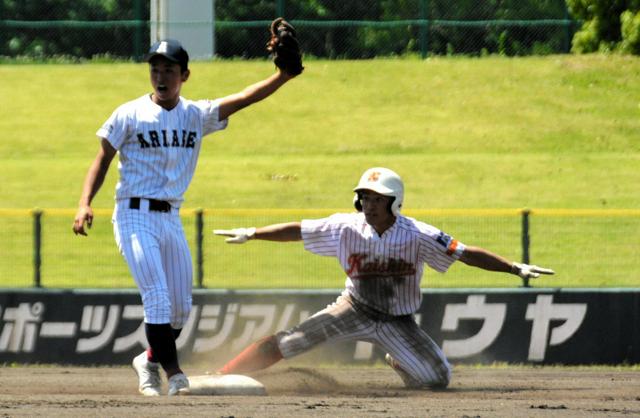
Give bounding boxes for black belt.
[129,198,172,213]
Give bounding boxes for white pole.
[149,0,214,60]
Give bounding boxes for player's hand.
[213,227,256,244]
[511,262,555,279]
[73,205,94,236]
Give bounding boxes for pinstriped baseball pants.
[276,293,451,387]
[113,199,192,328]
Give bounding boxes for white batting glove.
[213,227,256,244]
[511,262,555,279]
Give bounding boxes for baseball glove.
[267,17,304,76]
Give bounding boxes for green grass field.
[1,55,638,288]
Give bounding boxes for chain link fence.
[0,0,576,61]
[1,208,638,289]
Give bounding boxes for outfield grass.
[1,55,638,288]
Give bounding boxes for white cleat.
[385,353,422,389]
[168,372,190,396]
[132,351,162,396]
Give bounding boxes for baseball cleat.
[132,351,162,396]
[168,372,190,396]
[385,353,422,389]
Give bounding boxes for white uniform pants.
[113,199,192,328]
[276,293,451,387]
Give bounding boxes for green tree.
[620,8,640,53]
[1,0,148,59]
[567,0,640,53]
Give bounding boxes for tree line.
[1,0,638,59]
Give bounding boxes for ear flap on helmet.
[354,192,397,216]
[387,197,396,215]
[353,193,362,212]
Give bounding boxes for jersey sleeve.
[301,213,349,257]
[197,99,229,137]
[96,105,130,150]
[417,224,466,273]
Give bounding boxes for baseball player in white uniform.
[72,38,300,396]
[213,167,554,388]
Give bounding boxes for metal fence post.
[419,0,430,58]
[33,209,42,288]
[562,2,573,53]
[276,0,285,17]
[520,208,531,288]
[0,1,4,56]
[195,209,204,288]
[133,0,144,61]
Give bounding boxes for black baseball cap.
[145,39,189,71]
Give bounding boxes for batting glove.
[213,227,256,244]
[511,262,555,279]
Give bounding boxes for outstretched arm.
[214,222,302,243]
[217,18,302,121]
[459,246,554,280]
[217,70,294,121]
[458,246,512,272]
[72,138,117,236]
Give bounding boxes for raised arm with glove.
[267,18,304,76]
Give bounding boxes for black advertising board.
[0,289,637,365]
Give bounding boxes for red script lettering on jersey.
[346,253,416,278]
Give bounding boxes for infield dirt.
[0,364,638,417]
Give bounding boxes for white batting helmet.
[353,167,404,216]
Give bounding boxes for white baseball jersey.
[301,212,466,316]
[97,94,228,206]
[102,95,227,327]
[275,212,465,387]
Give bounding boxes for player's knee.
[429,363,451,389]
[414,361,451,389]
[431,372,451,389]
